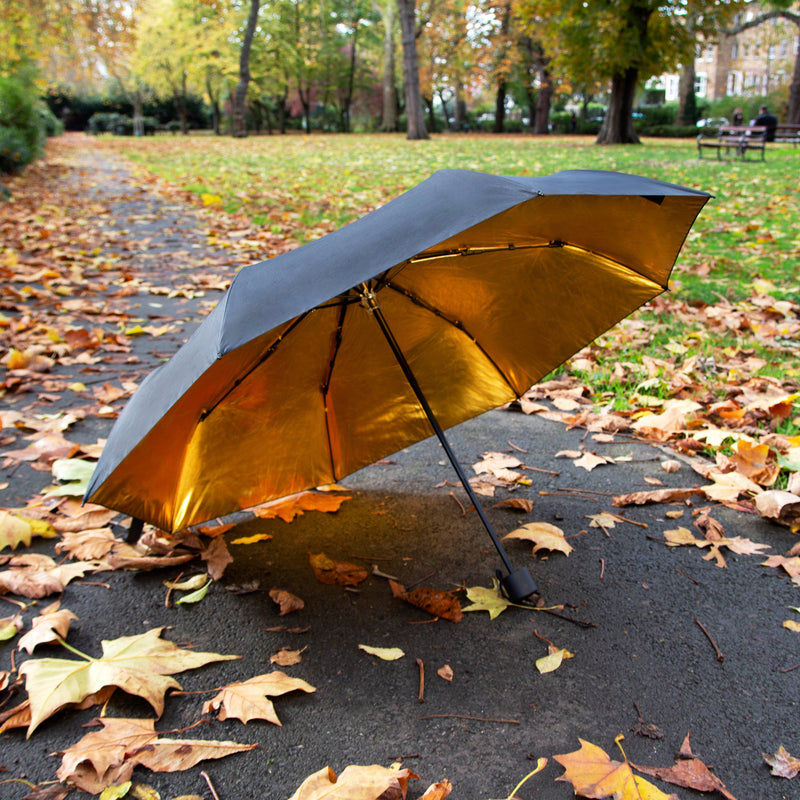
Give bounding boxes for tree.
[397,0,429,139]
[541,0,726,144]
[376,0,399,130]
[233,0,260,136]
[726,3,800,124]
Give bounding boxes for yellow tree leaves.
[503,522,573,557]
[202,671,316,725]
[19,627,239,735]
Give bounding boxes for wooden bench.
[774,124,800,146]
[697,125,767,161]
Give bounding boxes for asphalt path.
[1,141,798,800]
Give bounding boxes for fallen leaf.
[493,497,534,513]
[503,522,573,557]
[20,627,239,734]
[437,664,453,682]
[389,580,462,622]
[761,555,800,586]
[613,488,703,507]
[0,510,58,550]
[418,779,453,800]
[632,732,738,800]
[269,588,305,615]
[56,527,119,560]
[555,738,679,800]
[763,745,800,779]
[0,611,22,641]
[358,644,405,661]
[309,552,369,586]
[200,535,232,580]
[252,491,351,522]
[175,579,211,605]
[202,671,315,724]
[0,555,107,598]
[461,578,514,620]
[536,646,574,674]
[573,452,613,471]
[17,602,78,654]
[754,490,800,531]
[287,764,418,800]
[230,533,273,545]
[782,620,800,632]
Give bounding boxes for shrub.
[0,72,47,174]
[0,126,33,174]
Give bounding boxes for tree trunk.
[233,0,260,138]
[178,72,188,135]
[533,67,552,134]
[206,75,220,135]
[597,68,640,144]
[132,91,144,137]
[676,60,697,126]
[397,0,428,140]
[453,81,466,131]
[493,81,506,133]
[789,32,800,124]
[379,0,398,131]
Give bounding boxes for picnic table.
[697,125,767,161]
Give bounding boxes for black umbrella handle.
[361,287,537,602]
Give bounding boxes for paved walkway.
[1,137,798,800]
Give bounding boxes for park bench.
[697,125,767,161]
[774,124,800,146]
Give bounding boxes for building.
[651,6,798,103]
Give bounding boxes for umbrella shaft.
[363,290,515,575]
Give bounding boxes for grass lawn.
[103,132,800,435]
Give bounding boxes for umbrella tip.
[499,567,537,603]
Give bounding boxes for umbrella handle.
[363,288,537,602]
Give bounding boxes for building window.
[695,73,708,97]
[705,44,714,62]
[731,42,739,60]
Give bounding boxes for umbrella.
[85,169,709,601]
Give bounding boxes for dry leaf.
[462,579,513,620]
[555,738,679,800]
[203,671,315,725]
[613,488,703,507]
[763,745,800,779]
[389,580,462,622]
[358,644,405,661]
[200,535,232,580]
[287,764,418,800]
[56,527,119,560]
[536,646,574,674]
[573,452,613,471]
[231,533,273,545]
[20,627,239,735]
[503,522,573,557]
[418,779,453,800]
[269,588,305,615]
[754,490,800,530]
[0,510,57,550]
[252,491,351,522]
[493,497,534,513]
[761,555,800,586]
[437,664,454,682]
[308,552,369,586]
[17,602,78,654]
[0,555,107,598]
[632,732,738,800]
[271,648,304,666]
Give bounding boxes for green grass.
[104,132,800,431]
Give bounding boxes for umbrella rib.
[199,311,311,422]
[321,302,348,479]
[381,281,519,396]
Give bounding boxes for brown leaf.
[632,732,738,800]
[763,745,800,779]
[760,555,800,586]
[0,555,107,598]
[418,780,453,800]
[269,588,305,615]
[270,648,304,666]
[493,498,534,513]
[389,580,462,622]
[252,491,351,522]
[308,552,368,586]
[200,535,232,580]
[17,602,78,654]
[613,488,703,507]
[754,490,800,531]
[56,527,119,560]
[203,671,316,725]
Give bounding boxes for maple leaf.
[56,716,257,794]
[0,510,58,551]
[503,522,573,557]
[632,732,738,800]
[763,745,800,779]
[573,452,614,471]
[389,580,463,622]
[536,646,574,674]
[418,779,453,800]
[200,534,232,580]
[202,670,315,725]
[309,552,369,586]
[0,554,107,598]
[17,601,78,654]
[493,497,534,513]
[55,527,119,560]
[19,626,239,735]
[760,555,800,586]
[252,491,351,522]
[612,487,703,507]
[287,764,418,800]
[555,738,679,799]
[462,578,514,620]
[754,490,800,531]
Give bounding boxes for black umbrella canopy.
[85,169,709,535]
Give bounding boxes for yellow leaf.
[503,522,573,557]
[287,764,418,800]
[782,620,800,632]
[231,533,273,545]
[536,647,574,674]
[201,193,223,206]
[358,644,405,661]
